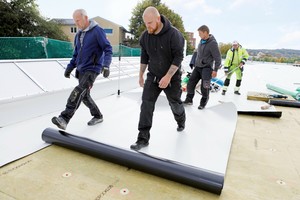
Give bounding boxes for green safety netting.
[112,44,141,57]
[0,37,141,59]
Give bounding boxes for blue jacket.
[67,20,112,74]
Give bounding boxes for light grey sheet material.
[0,115,50,167]
[0,62,43,99]
[0,77,138,127]
[64,88,237,175]
[18,61,78,92]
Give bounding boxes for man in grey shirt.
[183,25,221,109]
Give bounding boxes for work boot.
[234,91,241,95]
[222,90,226,95]
[87,117,103,126]
[52,116,67,130]
[198,105,205,110]
[183,98,193,105]
[130,140,149,150]
[198,97,208,110]
[177,124,185,132]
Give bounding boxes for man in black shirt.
[130,6,186,150]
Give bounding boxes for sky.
[36,0,300,50]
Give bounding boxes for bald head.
[143,6,162,34]
[143,6,160,19]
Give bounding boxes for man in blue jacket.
[130,7,186,150]
[52,9,112,130]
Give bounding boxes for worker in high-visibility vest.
[222,40,249,95]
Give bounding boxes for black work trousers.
[186,67,212,107]
[137,73,186,142]
[60,71,102,123]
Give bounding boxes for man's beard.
[147,22,159,34]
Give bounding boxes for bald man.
[130,7,186,150]
[52,9,112,130]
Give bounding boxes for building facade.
[186,32,196,49]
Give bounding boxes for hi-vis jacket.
[224,45,249,68]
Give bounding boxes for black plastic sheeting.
[238,110,282,118]
[42,127,224,195]
[269,99,300,108]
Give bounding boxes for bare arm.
[167,64,179,77]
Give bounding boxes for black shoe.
[198,105,205,110]
[130,140,149,150]
[234,91,241,95]
[87,117,103,126]
[183,99,193,105]
[177,124,185,132]
[52,116,67,130]
[222,90,226,95]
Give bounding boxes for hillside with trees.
[219,43,300,64]
[247,49,300,63]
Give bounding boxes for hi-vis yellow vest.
[224,46,249,67]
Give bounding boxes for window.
[104,28,113,34]
[71,27,77,33]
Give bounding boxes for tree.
[128,0,193,54]
[219,42,232,58]
[0,0,68,40]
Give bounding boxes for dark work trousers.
[137,73,186,142]
[60,71,102,123]
[186,67,212,107]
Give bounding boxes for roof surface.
[1,57,300,199]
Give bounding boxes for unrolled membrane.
[42,127,224,194]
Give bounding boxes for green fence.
[0,37,73,59]
[0,37,141,60]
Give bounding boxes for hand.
[64,68,73,78]
[139,76,144,87]
[158,75,171,89]
[102,66,110,78]
[75,70,79,79]
[223,67,229,75]
[240,65,244,72]
[211,71,217,78]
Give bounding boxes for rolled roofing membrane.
[269,99,300,108]
[42,128,224,194]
